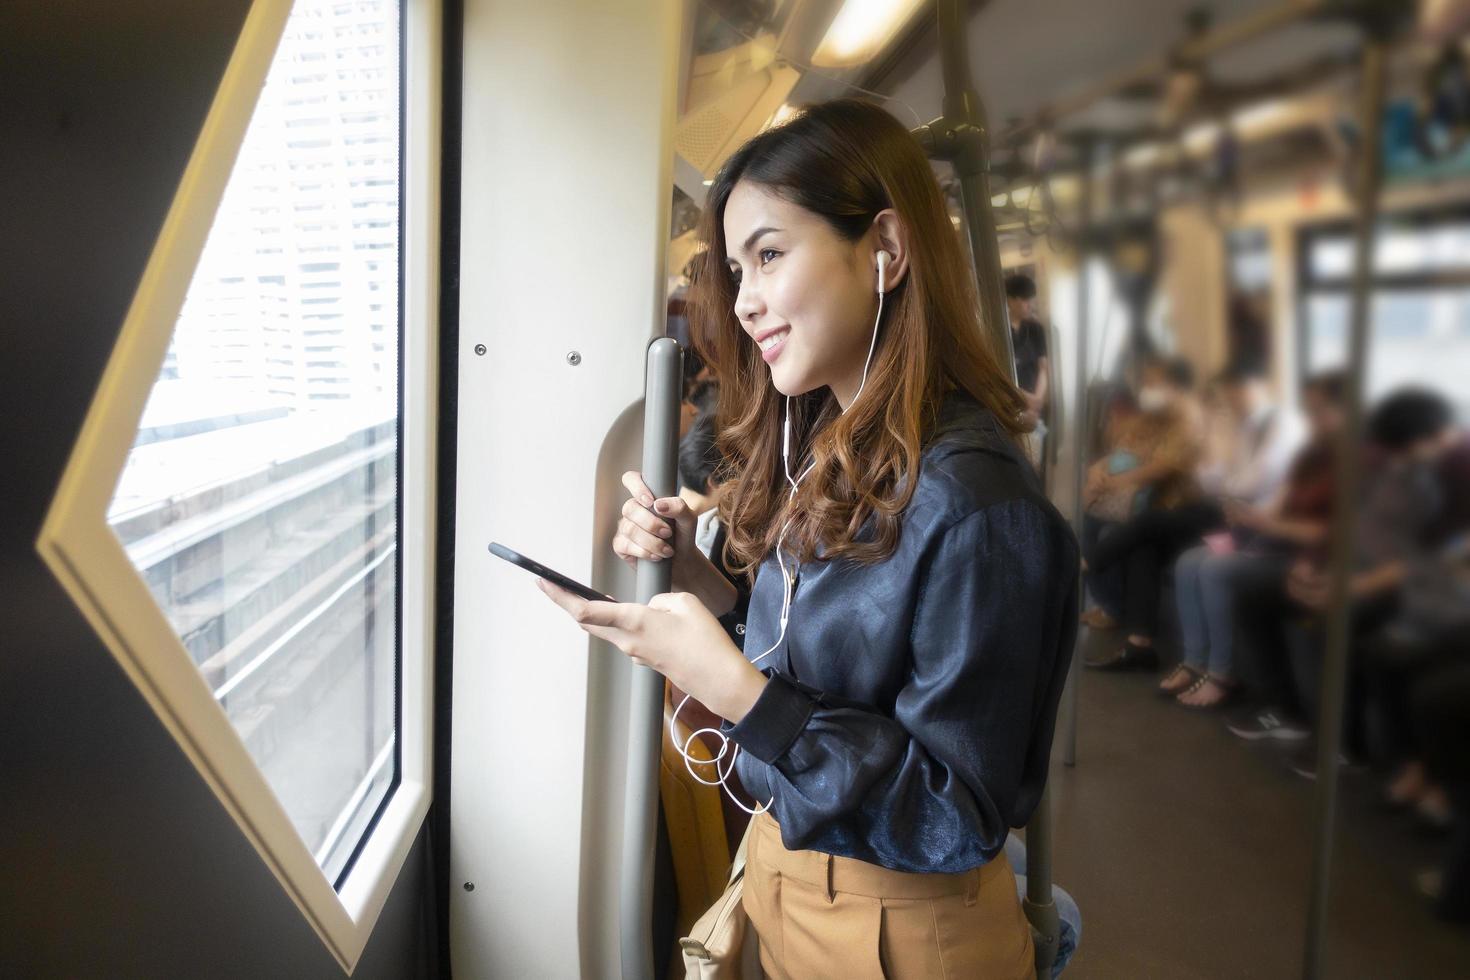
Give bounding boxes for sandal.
[1176,675,1238,710]
[1157,665,1200,697]
[1085,638,1159,672]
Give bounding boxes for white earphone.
[668,247,897,815]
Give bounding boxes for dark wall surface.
[0,4,433,977]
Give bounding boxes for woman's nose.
[733,283,763,325]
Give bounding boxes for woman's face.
[723,181,882,408]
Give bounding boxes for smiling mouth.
[758,328,790,352]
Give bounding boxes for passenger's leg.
[1172,545,1209,667]
[1225,568,1312,740]
[1411,662,1470,922]
[1164,545,1210,693]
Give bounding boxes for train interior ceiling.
[4,0,1470,978]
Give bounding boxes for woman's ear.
[870,208,909,292]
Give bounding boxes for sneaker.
[1286,741,1362,780]
[1225,707,1311,742]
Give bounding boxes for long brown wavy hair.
[689,99,1025,578]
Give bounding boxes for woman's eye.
[758,248,781,266]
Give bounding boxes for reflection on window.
[107,0,401,885]
[1301,214,1470,414]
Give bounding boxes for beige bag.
[679,821,764,979]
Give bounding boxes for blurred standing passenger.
[1006,273,1051,469]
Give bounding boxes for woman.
[1081,355,1210,670]
[1161,371,1343,708]
[538,100,1077,977]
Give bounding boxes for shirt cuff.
[726,670,815,765]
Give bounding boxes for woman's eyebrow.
[735,226,781,256]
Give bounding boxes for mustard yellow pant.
[744,810,1034,979]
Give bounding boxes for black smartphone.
[489,542,617,603]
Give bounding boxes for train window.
[1300,212,1470,410]
[38,0,436,967]
[111,0,401,884]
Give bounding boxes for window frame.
[1294,204,1470,389]
[33,0,440,971]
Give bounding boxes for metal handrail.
[916,2,1053,974]
[620,337,683,980]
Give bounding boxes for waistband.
[749,810,1010,903]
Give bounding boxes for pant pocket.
[743,862,783,975]
[877,898,945,980]
[927,884,1034,980]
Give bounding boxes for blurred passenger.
[1086,357,1309,673]
[678,404,728,563]
[1197,360,1305,508]
[1079,390,1141,629]
[1364,532,1470,829]
[1162,372,1340,708]
[1227,388,1470,778]
[1006,273,1050,467]
[1082,355,1208,670]
[1411,655,1470,924]
[678,348,718,439]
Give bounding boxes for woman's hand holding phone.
[614,471,737,618]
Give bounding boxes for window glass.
[1303,287,1470,411]
[107,0,400,884]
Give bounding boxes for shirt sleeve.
[726,500,1074,872]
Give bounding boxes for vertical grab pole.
[1062,138,1095,768]
[621,337,683,980]
[1302,32,1387,980]
[935,0,1015,367]
[1023,784,1059,976]
[921,4,1052,975]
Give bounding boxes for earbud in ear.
[876,250,892,294]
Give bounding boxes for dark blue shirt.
[724,390,1078,873]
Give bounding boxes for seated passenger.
[1228,388,1470,779]
[1086,357,1303,672]
[1410,654,1470,924]
[1363,534,1469,831]
[1079,389,1141,630]
[1161,371,1338,708]
[1083,355,1207,670]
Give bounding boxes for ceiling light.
[812,0,927,69]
